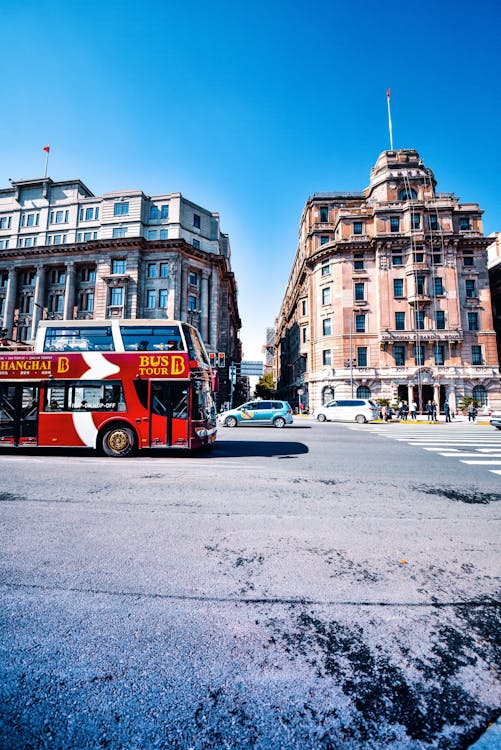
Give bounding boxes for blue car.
[219,400,293,428]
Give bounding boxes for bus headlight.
[195,428,208,438]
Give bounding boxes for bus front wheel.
[101,425,137,457]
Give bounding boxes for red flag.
[43,145,50,152]
[387,88,391,99]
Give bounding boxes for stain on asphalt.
[0,492,24,502]
[413,486,501,504]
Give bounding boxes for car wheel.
[101,425,137,457]
[225,416,238,428]
[273,416,286,428]
[496,426,501,431]
[355,414,367,424]
[317,413,327,422]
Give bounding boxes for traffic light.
[217,352,226,368]
[209,352,217,368]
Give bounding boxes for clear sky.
[1,0,500,360]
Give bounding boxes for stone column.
[434,384,441,411]
[30,265,46,340]
[200,270,210,345]
[407,383,414,406]
[209,271,219,349]
[180,262,189,322]
[63,262,76,320]
[3,269,17,336]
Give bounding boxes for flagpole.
[43,146,50,177]
[386,89,393,150]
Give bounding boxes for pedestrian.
[410,401,417,420]
[401,401,409,420]
[467,402,477,422]
[431,400,438,421]
[397,400,403,419]
[426,400,433,421]
[443,402,451,423]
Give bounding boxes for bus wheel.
[101,425,137,457]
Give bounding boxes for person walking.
[426,400,433,421]
[467,402,477,422]
[443,402,451,423]
[401,401,409,420]
[410,400,417,420]
[431,400,438,421]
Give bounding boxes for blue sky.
[1,0,500,359]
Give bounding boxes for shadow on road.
[208,439,309,458]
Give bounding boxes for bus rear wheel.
[101,425,137,457]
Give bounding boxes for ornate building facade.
[0,176,241,406]
[275,149,500,414]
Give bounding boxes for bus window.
[43,326,114,352]
[45,381,126,411]
[133,380,148,410]
[120,325,183,352]
[192,379,216,421]
[182,324,209,365]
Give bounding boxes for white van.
[312,398,379,424]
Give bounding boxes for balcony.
[407,293,431,306]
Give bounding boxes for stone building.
[275,149,500,414]
[0,176,241,406]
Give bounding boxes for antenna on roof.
[386,89,394,150]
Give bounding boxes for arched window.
[472,385,487,406]
[398,187,417,201]
[322,386,334,404]
[357,385,371,399]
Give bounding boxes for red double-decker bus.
[0,320,217,457]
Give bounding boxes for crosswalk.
[352,422,501,477]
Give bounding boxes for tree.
[254,372,275,399]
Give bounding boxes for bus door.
[150,381,189,447]
[0,384,39,446]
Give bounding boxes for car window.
[257,402,270,410]
[271,401,283,409]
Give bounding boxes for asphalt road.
[0,419,499,749]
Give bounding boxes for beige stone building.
[0,176,241,405]
[275,149,500,414]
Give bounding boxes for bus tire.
[100,425,137,457]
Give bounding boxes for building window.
[322,287,331,305]
[112,227,127,238]
[398,187,417,201]
[322,386,334,404]
[148,230,158,240]
[472,385,487,405]
[392,251,403,266]
[395,311,405,330]
[20,270,36,286]
[394,344,406,366]
[393,279,404,298]
[321,262,330,276]
[354,282,365,301]
[390,216,400,233]
[411,213,421,230]
[147,264,157,278]
[22,212,40,227]
[50,269,66,284]
[356,385,371,398]
[0,216,12,229]
[159,289,168,308]
[463,251,474,267]
[471,345,482,365]
[414,252,424,263]
[432,253,442,265]
[80,267,96,282]
[302,327,307,343]
[189,271,198,287]
[0,240,9,249]
[188,294,197,311]
[428,215,439,231]
[0,272,8,287]
[322,349,331,366]
[160,229,168,240]
[459,217,471,231]
[146,290,156,309]
[355,314,366,333]
[150,205,160,219]
[319,206,329,223]
[415,310,425,329]
[434,277,444,296]
[434,344,445,365]
[161,205,169,219]
[413,344,425,366]
[322,318,331,336]
[160,263,169,278]
[110,287,123,306]
[193,213,201,229]
[416,276,425,295]
[353,221,363,235]
[49,209,69,224]
[468,312,479,331]
[320,235,329,246]
[79,291,94,312]
[357,347,367,367]
[436,311,445,329]
[111,259,127,274]
[354,253,364,269]
[466,279,476,298]
[301,299,307,316]
[114,202,129,216]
